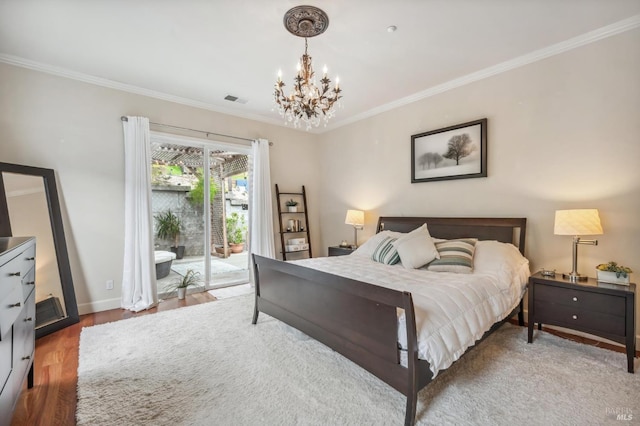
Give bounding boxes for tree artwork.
[443,133,476,165]
[418,152,444,169]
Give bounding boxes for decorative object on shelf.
[540,268,556,277]
[154,210,185,259]
[345,209,364,248]
[554,209,603,282]
[596,261,632,285]
[173,269,200,300]
[411,118,487,183]
[286,199,299,212]
[274,5,342,130]
[339,240,349,248]
[275,184,312,260]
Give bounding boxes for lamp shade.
[345,209,364,227]
[554,209,603,236]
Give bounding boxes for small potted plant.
[226,212,248,253]
[286,199,299,213]
[596,261,632,285]
[173,269,201,300]
[154,210,185,259]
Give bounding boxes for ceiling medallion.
[274,6,342,130]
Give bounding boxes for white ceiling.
[1,0,639,132]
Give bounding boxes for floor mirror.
[0,162,79,338]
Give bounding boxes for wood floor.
[10,296,638,426]
[10,292,216,426]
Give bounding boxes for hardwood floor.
[10,297,637,426]
[10,292,216,426]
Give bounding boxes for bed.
[251,217,528,425]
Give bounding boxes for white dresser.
[0,237,36,424]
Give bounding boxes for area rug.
[171,259,242,276]
[208,283,253,299]
[77,295,639,425]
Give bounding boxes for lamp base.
[562,272,588,282]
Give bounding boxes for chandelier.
[274,6,342,130]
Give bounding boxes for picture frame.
[411,118,487,183]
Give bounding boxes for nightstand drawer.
[534,284,625,317]
[536,303,625,336]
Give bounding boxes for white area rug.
[171,259,241,276]
[208,283,253,299]
[77,295,640,425]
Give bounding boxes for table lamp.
[345,209,364,248]
[554,209,603,282]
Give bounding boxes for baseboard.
[521,309,640,351]
[78,297,122,315]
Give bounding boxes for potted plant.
[596,261,632,285]
[226,212,247,253]
[154,210,185,259]
[286,199,299,212]
[173,269,201,300]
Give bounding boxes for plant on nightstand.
[596,261,632,285]
[286,199,299,212]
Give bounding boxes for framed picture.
[411,118,487,183]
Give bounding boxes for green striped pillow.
[371,236,400,265]
[426,238,477,273]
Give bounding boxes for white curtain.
[121,116,157,312]
[249,139,275,268]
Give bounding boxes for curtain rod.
[120,116,272,145]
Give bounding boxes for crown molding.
[0,53,286,129]
[324,14,640,132]
[0,14,638,135]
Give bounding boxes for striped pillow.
[426,238,477,273]
[371,236,400,265]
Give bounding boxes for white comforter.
[291,243,529,377]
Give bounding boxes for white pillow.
[393,224,439,269]
[351,230,403,258]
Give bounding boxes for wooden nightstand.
[528,271,636,373]
[328,246,356,256]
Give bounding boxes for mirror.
[0,162,79,338]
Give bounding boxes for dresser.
[0,237,36,423]
[527,271,636,373]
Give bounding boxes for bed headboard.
[376,217,527,255]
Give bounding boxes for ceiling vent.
[224,95,248,104]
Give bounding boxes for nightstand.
[528,271,636,373]
[328,246,356,256]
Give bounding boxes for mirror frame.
[0,162,79,338]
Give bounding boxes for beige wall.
[317,29,640,336]
[0,62,320,314]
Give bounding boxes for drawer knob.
[9,271,21,277]
[22,355,31,361]
[26,257,35,261]
[27,281,35,285]
[24,317,33,322]
[9,302,21,308]
[572,297,578,302]
[572,315,578,320]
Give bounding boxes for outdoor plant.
[596,261,633,278]
[189,170,218,207]
[154,210,182,248]
[285,199,298,207]
[226,212,247,244]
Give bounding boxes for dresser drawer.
[0,284,23,340]
[534,283,625,317]
[17,244,36,277]
[0,255,24,302]
[536,303,625,336]
[13,291,35,388]
[0,325,11,394]
[21,267,36,302]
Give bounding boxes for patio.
[157,251,249,298]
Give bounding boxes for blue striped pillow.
[426,238,477,273]
[371,236,400,265]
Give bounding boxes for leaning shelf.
[275,184,312,260]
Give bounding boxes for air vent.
[224,95,248,104]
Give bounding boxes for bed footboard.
[252,254,429,425]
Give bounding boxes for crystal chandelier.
[274,6,342,130]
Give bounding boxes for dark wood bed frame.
[252,217,527,425]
